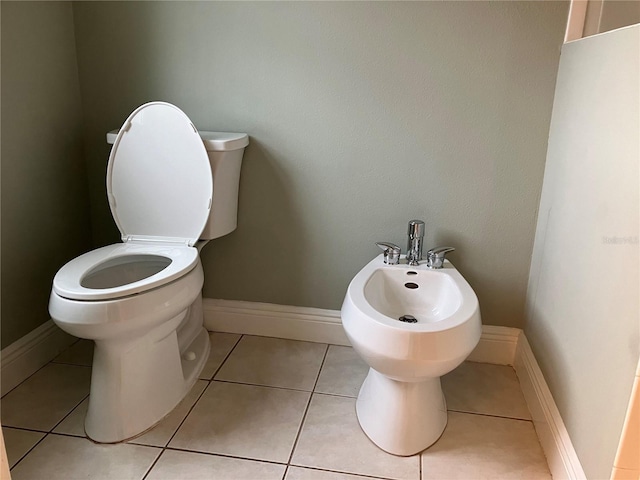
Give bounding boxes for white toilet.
[341,254,482,456]
[49,101,248,443]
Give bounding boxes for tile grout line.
[162,445,289,465]
[312,390,358,399]
[140,447,165,480]
[1,426,49,436]
[447,408,533,423]
[287,464,401,480]
[208,333,244,382]
[285,343,330,466]
[38,431,90,440]
[49,392,91,434]
[162,379,212,448]
[1,358,68,400]
[8,429,49,472]
[209,378,322,394]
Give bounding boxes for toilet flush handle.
[376,242,401,265]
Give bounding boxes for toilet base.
[85,317,210,443]
[355,368,447,456]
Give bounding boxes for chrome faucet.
[376,242,401,265]
[406,220,425,266]
[425,246,455,269]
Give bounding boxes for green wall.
[72,1,568,327]
[1,1,92,348]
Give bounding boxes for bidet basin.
[364,267,463,323]
[342,254,481,381]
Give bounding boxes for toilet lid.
[107,102,213,246]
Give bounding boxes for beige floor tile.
[199,332,242,380]
[315,345,368,397]
[2,427,45,469]
[215,335,327,391]
[442,362,531,420]
[170,381,310,463]
[10,434,161,480]
[147,449,286,480]
[52,398,88,437]
[1,364,91,431]
[291,394,420,480]
[286,466,389,480]
[130,380,208,447]
[52,339,94,366]
[421,412,550,479]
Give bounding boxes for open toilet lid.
[107,102,213,246]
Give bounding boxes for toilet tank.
[198,131,249,240]
[106,129,249,241]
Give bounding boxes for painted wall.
[525,25,639,479]
[72,1,568,327]
[0,2,92,348]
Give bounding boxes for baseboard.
[203,299,350,346]
[466,324,520,365]
[514,332,586,480]
[1,320,76,396]
[203,298,518,365]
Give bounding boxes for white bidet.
[341,254,481,456]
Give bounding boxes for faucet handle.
[426,246,455,269]
[376,242,401,265]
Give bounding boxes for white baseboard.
[1,320,76,396]
[203,298,518,365]
[467,324,520,365]
[514,332,586,480]
[203,299,350,346]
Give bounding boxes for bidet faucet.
[406,220,425,266]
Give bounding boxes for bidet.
[341,253,481,455]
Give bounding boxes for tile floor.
[1,333,551,480]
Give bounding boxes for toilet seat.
[107,101,213,246]
[53,102,214,302]
[52,243,199,301]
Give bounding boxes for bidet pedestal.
[355,368,447,456]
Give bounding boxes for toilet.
[48,102,248,443]
[341,254,482,456]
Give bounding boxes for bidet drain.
[399,315,417,323]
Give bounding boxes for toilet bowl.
[49,102,248,443]
[341,254,481,456]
